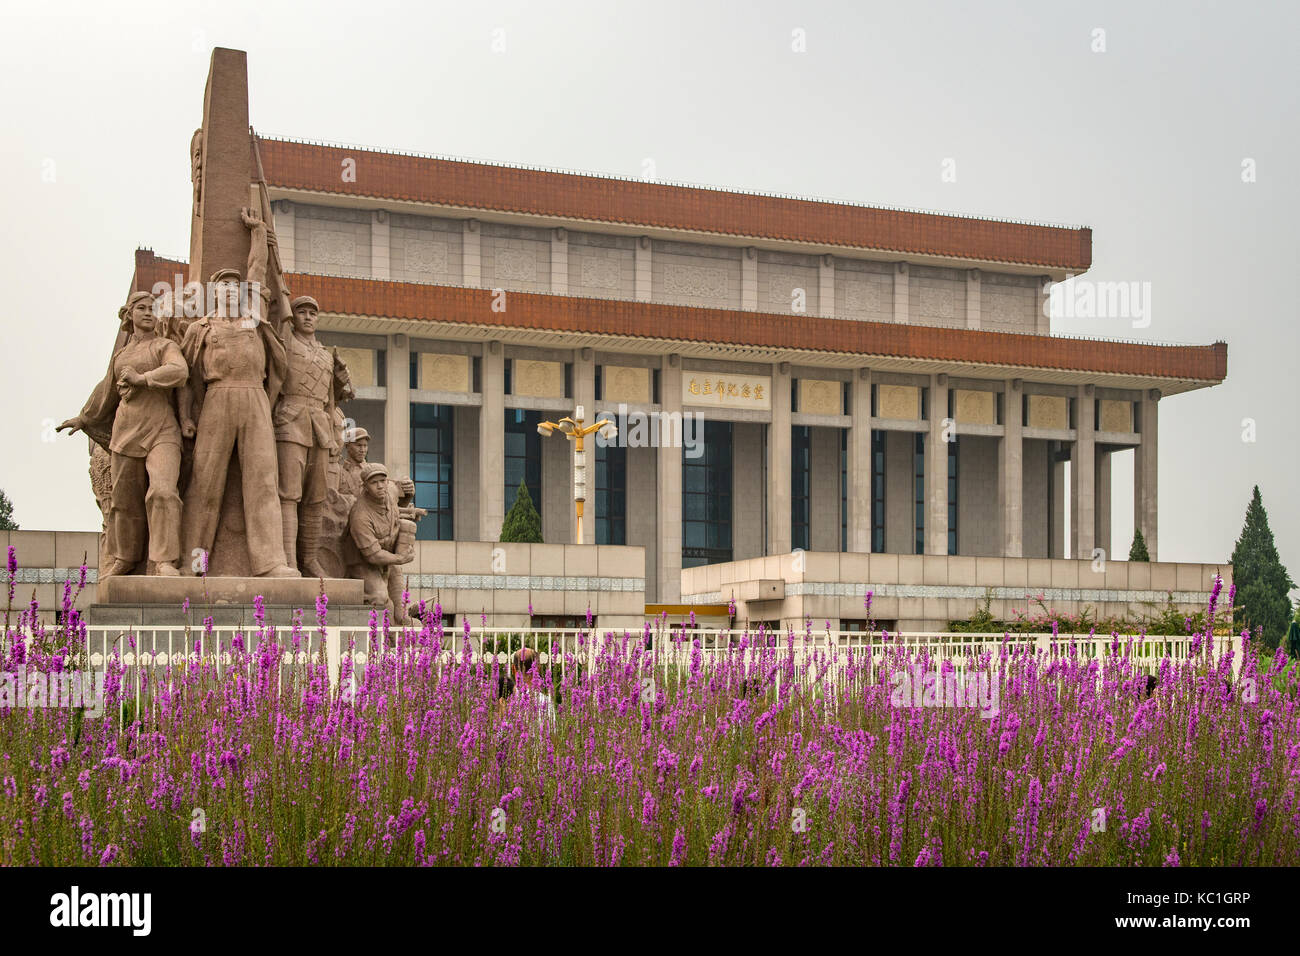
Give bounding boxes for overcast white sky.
[1,0,1296,585]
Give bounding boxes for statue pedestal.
[88,575,376,626]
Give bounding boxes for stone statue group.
[59,207,424,622]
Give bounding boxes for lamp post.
[537,405,617,544]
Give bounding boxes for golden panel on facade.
[419,352,470,393]
[513,359,565,398]
[1099,399,1134,433]
[877,384,919,420]
[682,372,772,410]
[333,347,375,389]
[1027,394,1069,430]
[954,388,995,425]
[603,365,650,404]
[798,379,842,416]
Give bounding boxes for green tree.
[1128,527,1149,562]
[0,489,17,531]
[499,478,543,543]
[1229,485,1295,650]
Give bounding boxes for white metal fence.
[68,622,1242,694]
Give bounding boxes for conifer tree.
[1128,527,1149,562]
[1229,485,1295,650]
[0,489,17,531]
[499,478,543,543]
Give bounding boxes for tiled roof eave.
[127,252,1226,388]
[255,137,1094,273]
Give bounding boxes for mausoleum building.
[113,50,1227,630]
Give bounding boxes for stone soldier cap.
[209,267,242,283]
[360,462,388,482]
[344,425,370,444]
[291,295,320,312]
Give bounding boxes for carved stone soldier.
[347,462,418,621]
[274,295,352,576]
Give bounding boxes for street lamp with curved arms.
[536,405,617,543]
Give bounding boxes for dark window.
[530,614,586,629]
[840,429,848,553]
[682,421,733,568]
[410,403,454,540]
[871,431,886,553]
[947,440,959,555]
[505,408,542,516]
[595,441,626,545]
[914,433,925,555]
[409,352,419,390]
[791,425,811,551]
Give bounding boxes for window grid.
[595,441,627,545]
[410,403,454,540]
[682,421,733,568]
[791,425,811,552]
[504,408,542,518]
[871,431,886,553]
[948,440,959,555]
[914,433,925,555]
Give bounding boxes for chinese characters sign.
[682,373,772,410]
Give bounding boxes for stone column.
[966,269,981,329]
[371,210,390,280]
[847,368,872,552]
[551,228,568,294]
[634,236,652,302]
[1036,276,1052,335]
[1051,451,1067,559]
[809,426,841,550]
[925,374,949,554]
[479,342,505,541]
[1095,448,1112,559]
[657,355,682,601]
[741,248,758,311]
[893,262,909,323]
[1135,390,1159,560]
[999,379,1024,557]
[819,255,835,318]
[1071,385,1096,560]
[463,219,481,288]
[384,334,410,480]
[572,347,596,544]
[273,202,295,272]
[541,427,570,545]
[767,363,793,555]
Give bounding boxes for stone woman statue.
[59,291,189,576]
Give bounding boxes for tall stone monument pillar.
[189,48,253,287]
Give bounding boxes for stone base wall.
[2,531,646,631]
[682,551,1231,632]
